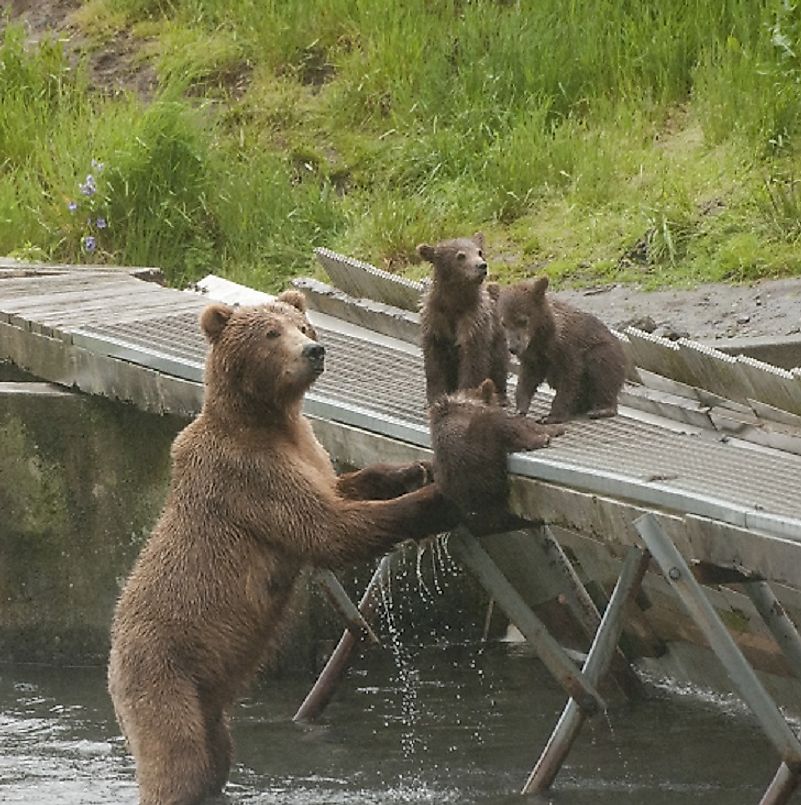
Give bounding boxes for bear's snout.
[302,341,325,373]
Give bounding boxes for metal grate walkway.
[1,265,800,543]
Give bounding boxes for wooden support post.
[741,580,801,680]
[521,546,651,795]
[760,762,801,805]
[541,525,643,699]
[315,569,381,645]
[448,528,605,716]
[293,555,392,723]
[635,514,801,770]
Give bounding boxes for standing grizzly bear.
[108,290,459,805]
[418,233,509,404]
[497,276,627,422]
[429,378,564,535]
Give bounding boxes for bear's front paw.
[399,461,433,492]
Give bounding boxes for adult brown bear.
[108,290,458,805]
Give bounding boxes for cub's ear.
[200,304,234,344]
[531,275,550,297]
[417,243,436,263]
[479,378,497,403]
[486,281,501,301]
[277,288,307,313]
[472,231,485,250]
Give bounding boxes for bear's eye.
[456,251,466,261]
[477,250,484,258]
[266,328,281,339]
[300,325,308,335]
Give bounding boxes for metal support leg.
[521,546,651,795]
[742,580,801,680]
[448,527,605,716]
[293,556,392,722]
[635,514,801,779]
[760,763,800,805]
[542,525,643,698]
[316,569,381,645]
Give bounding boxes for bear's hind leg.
[205,708,233,796]
[124,678,215,805]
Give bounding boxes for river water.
[0,640,784,805]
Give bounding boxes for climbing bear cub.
[108,290,460,805]
[418,233,509,405]
[429,378,564,535]
[497,276,627,423]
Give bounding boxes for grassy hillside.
[3,0,801,292]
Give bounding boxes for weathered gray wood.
[448,528,605,714]
[636,513,801,766]
[521,546,651,794]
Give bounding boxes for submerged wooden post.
[521,545,651,795]
[448,527,605,715]
[293,555,392,722]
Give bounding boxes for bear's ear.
[417,243,436,263]
[200,304,234,344]
[531,276,549,298]
[479,378,497,403]
[277,288,307,313]
[486,281,501,301]
[472,231,485,250]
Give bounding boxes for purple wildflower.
[67,200,78,213]
[95,217,107,229]
[82,235,97,253]
[79,175,97,196]
[91,159,105,173]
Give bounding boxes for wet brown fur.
[418,234,509,405]
[107,291,459,805]
[429,379,564,535]
[498,277,627,423]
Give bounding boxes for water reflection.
[0,644,779,804]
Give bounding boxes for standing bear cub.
[418,233,509,405]
[497,276,627,423]
[108,290,459,805]
[429,378,564,535]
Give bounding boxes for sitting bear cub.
[429,378,564,535]
[418,233,509,404]
[497,276,627,423]
[108,290,460,805]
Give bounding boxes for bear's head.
[428,377,500,427]
[417,233,488,288]
[497,276,550,357]
[200,289,324,413]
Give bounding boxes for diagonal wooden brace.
[448,527,605,715]
[635,513,801,804]
[521,545,651,794]
[293,555,392,722]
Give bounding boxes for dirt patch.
[558,276,801,343]
[5,0,158,98]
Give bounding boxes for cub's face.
[200,290,324,403]
[417,233,488,287]
[498,277,549,356]
[429,378,500,427]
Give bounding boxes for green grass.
[3,0,801,291]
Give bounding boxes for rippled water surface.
[0,642,784,805]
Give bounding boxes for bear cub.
[429,378,564,535]
[418,233,509,405]
[497,276,627,423]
